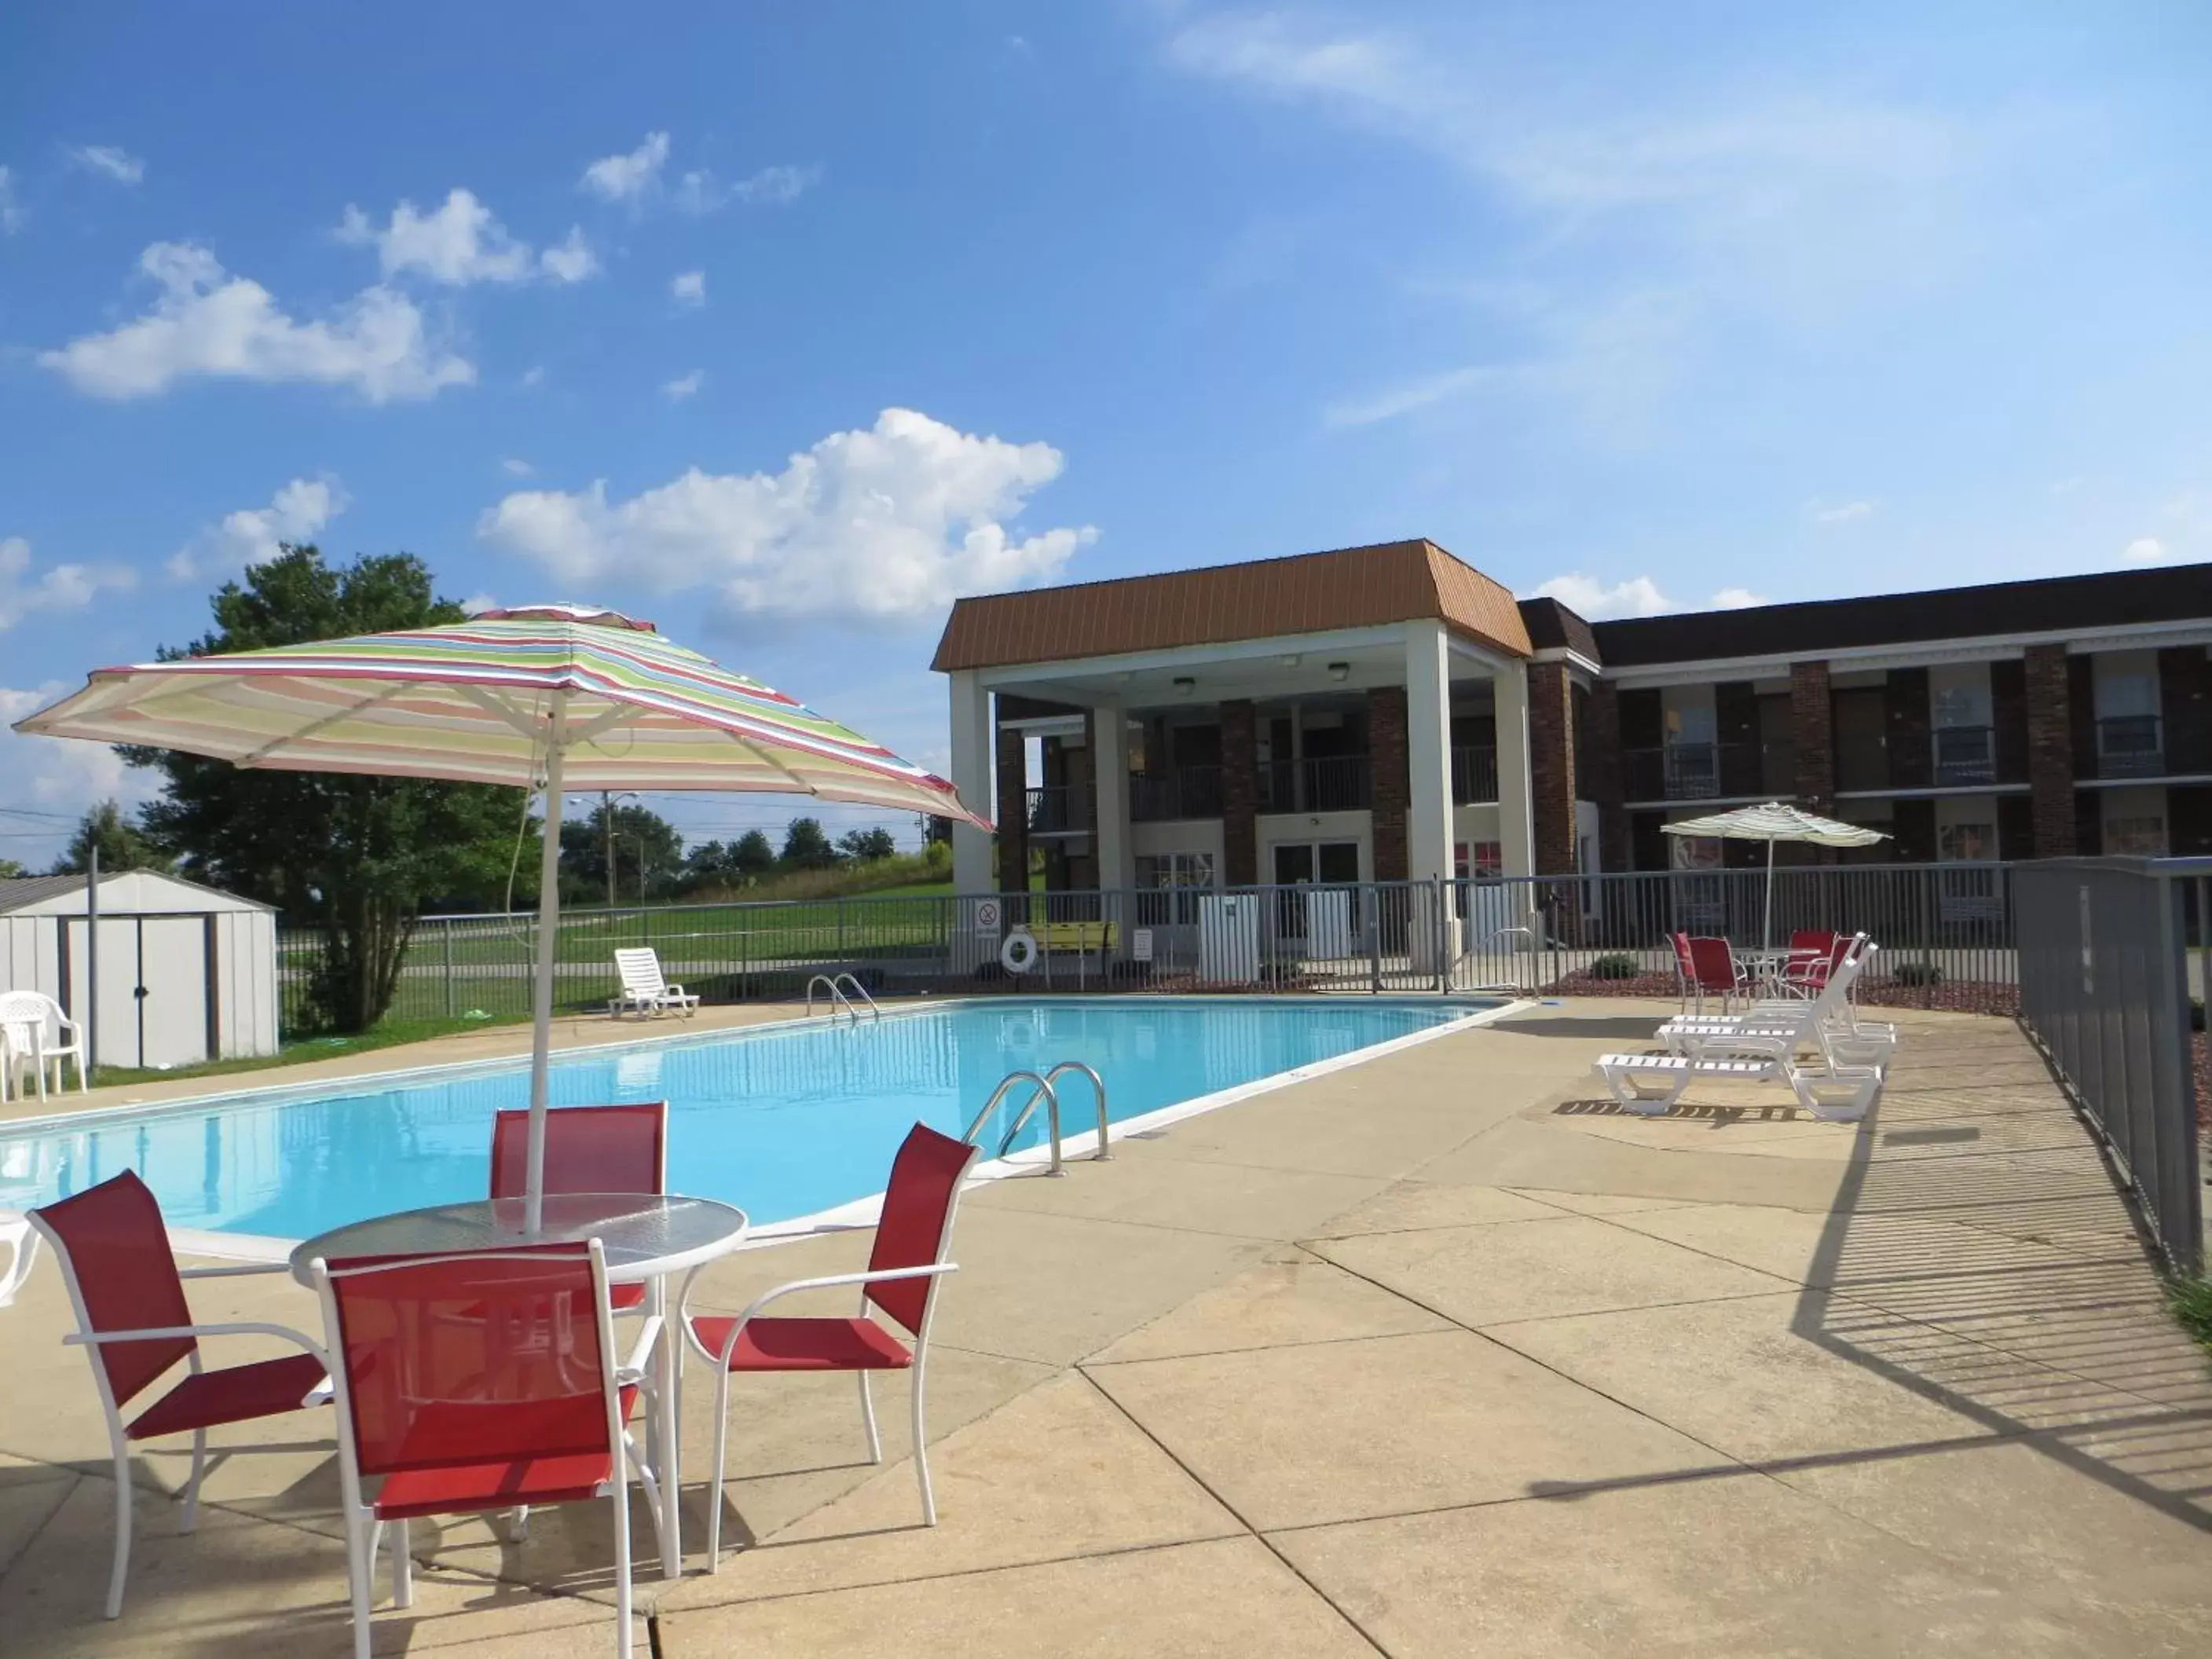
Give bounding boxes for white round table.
[291,1192,749,1578]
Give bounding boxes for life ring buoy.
[1000,929,1040,976]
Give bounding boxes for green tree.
[129,545,526,1032]
[561,800,684,903]
[837,826,898,862]
[779,815,840,870]
[50,800,173,876]
[0,857,25,880]
[731,829,776,876]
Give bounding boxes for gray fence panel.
[2015,858,2202,1273]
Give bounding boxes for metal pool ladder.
[804,972,881,1023]
[962,1062,1111,1177]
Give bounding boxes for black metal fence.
[2015,858,2204,1273]
[280,860,2051,1030]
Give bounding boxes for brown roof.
[932,540,1533,672]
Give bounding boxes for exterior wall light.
[1174,676,1196,697]
[1328,661,1350,683]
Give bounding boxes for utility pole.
[602,790,616,907]
[85,843,99,1079]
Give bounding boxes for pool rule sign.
[975,898,1002,933]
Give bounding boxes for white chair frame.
[311,1241,665,1659]
[0,989,88,1102]
[678,1157,974,1569]
[27,1214,328,1621]
[0,1214,40,1307]
[610,948,699,1019]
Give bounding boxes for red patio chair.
[1683,936,1747,1014]
[1668,933,1697,1011]
[490,1101,666,1311]
[681,1122,981,1566]
[27,1171,332,1619]
[311,1241,659,1659]
[1780,931,1851,997]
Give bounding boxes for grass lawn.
[83,1012,536,1092]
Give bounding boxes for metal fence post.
[442,918,455,1020]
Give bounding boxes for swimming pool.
[0,998,1500,1243]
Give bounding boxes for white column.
[1494,661,1536,880]
[947,670,993,896]
[1093,705,1134,895]
[1403,622,1456,882]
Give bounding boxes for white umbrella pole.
[1763,837,1775,953]
[524,698,567,1235]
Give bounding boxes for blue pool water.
[0,998,1489,1240]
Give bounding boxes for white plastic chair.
[0,1215,38,1307]
[610,948,699,1018]
[0,990,88,1101]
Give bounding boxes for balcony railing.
[1624,742,1756,802]
[1452,745,1498,804]
[2094,714,2164,778]
[1025,784,1090,834]
[1932,724,1997,787]
[1130,764,1223,822]
[1260,754,1372,813]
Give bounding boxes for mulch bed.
[2194,1032,2210,1132]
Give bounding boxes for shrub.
[1588,953,1643,980]
[1892,961,1944,987]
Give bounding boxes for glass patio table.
[290,1192,750,1578]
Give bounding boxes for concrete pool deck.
[2,1001,2208,1654]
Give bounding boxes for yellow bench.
[1036,920,1117,954]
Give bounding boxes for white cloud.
[520,364,546,388]
[478,406,1097,627]
[500,456,535,478]
[1528,573,1676,619]
[661,369,704,401]
[41,242,474,402]
[2122,537,2170,564]
[1810,498,1877,525]
[731,163,820,205]
[0,681,164,863]
[170,476,349,580]
[1324,364,1507,427]
[671,269,706,306]
[69,145,145,185]
[676,163,821,214]
[0,537,136,631]
[539,226,598,283]
[0,166,21,233]
[580,131,670,201]
[337,190,595,285]
[1709,586,1767,609]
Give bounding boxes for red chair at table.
[1780,931,1848,998]
[1679,936,1747,1014]
[28,1171,332,1620]
[489,1101,666,1311]
[681,1122,981,1565]
[311,1241,659,1659]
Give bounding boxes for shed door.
[67,917,149,1071]
[138,917,210,1069]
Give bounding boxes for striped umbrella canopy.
[1661,802,1888,949]
[16,602,990,1229]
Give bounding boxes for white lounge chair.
[0,1215,38,1308]
[610,948,699,1019]
[1657,943,1895,1068]
[1593,1036,1882,1122]
[0,990,88,1102]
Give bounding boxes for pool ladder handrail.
[804,972,881,1023]
[961,1061,1110,1177]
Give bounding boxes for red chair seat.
[608,1281,646,1312]
[690,1314,912,1372]
[370,1386,639,1520]
[126,1352,329,1441]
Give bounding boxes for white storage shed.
[0,872,280,1069]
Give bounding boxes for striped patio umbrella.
[1661,801,1887,950]
[16,602,990,1230]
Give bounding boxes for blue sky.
[3,2,2210,868]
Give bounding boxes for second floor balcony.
[1624,742,1757,802]
[1025,784,1091,834]
[2094,714,2164,778]
[1932,724,1997,786]
[1452,745,1498,804]
[1261,753,1372,813]
[1130,764,1223,822]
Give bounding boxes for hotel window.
[1453,841,1503,879]
[1136,851,1218,922]
[2105,816,2167,856]
[1937,822,1995,862]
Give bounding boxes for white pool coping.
[3,993,1530,1262]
